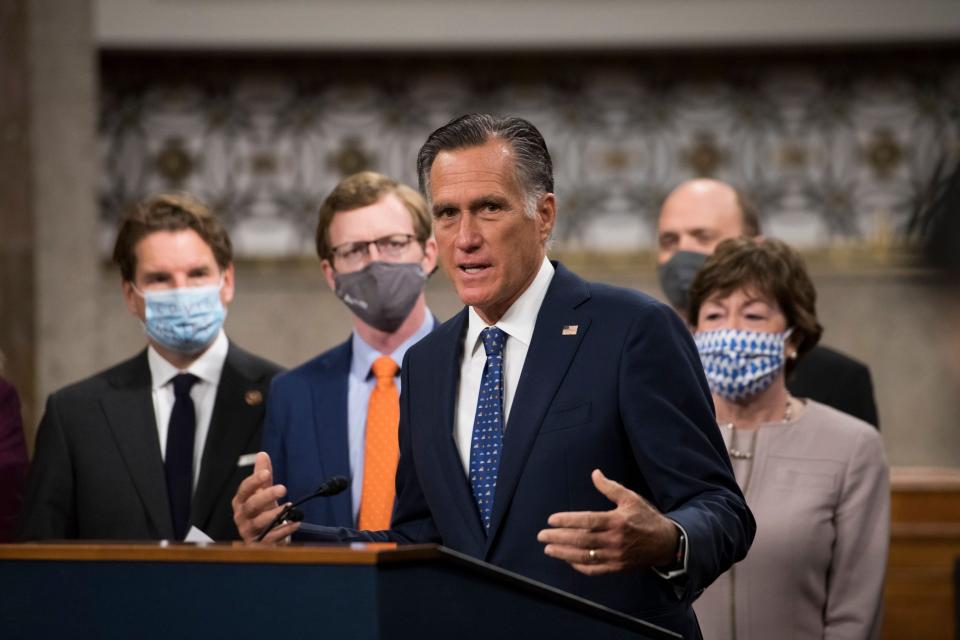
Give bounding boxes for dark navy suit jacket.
[262,339,356,528]
[304,263,754,637]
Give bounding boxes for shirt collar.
[350,309,436,380]
[466,256,555,356]
[148,330,229,389]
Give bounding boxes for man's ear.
[537,193,557,243]
[321,259,336,291]
[219,264,236,306]
[420,237,438,275]
[122,279,141,318]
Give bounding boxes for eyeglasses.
[330,234,417,269]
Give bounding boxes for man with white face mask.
[19,193,282,541]
[232,172,438,540]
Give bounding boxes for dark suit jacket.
[788,345,878,428]
[0,376,29,541]
[306,263,754,637]
[262,339,356,528]
[18,342,281,541]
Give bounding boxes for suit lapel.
[100,352,174,539]
[311,342,353,527]
[485,264,592,553]
[191,344,269,533]
[427,310,487,551]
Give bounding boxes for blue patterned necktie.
[469,327,507,531]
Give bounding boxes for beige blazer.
[694,400,889,640]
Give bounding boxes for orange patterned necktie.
[358,355,400,530]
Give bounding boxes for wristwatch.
[654,525,687,576]
[673,528,687,567]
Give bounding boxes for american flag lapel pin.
[562,324,578,336]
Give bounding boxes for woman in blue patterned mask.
[687,237,889,640]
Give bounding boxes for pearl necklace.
[720,397,794,460]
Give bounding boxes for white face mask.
[694,328,793,402]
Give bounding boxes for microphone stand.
[254,476,349,543]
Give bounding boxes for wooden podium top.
[0,541,441,565]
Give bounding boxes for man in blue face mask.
[19,194,282,541]
[656,178,879,428]
[232,172,438,540]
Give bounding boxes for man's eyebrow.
[431,200,455,214]
[689,227,716,237]
[469,195,508,210]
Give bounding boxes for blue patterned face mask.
[134,281,226,354]
[694,328,793,402]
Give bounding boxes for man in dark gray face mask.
[655,178,879,428]
[232,172,438,539]
[656,179,760,314]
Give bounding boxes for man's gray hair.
[416,114,554,217]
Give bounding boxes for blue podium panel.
[3,560,377,639]
[0,543,679,640]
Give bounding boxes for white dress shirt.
[148,330,229,488]
[453,257,555,472]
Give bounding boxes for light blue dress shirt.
[346,311,435,522]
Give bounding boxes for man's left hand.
[537,468,680,575]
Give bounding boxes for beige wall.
[95,0,960,49]
[0,0,98,435]
[31,0,99,428]
[80,259,960,469]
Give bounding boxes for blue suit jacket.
[262,340,355,528]
[305,264,754,637]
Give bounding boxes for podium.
[0,543,679,639]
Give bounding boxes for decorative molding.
[100,52,960,257]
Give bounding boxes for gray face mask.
[334,261,427,333]
[657,250,709,310]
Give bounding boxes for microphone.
[254,475,349,542]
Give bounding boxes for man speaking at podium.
[235,115,753,638]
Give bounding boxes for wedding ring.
[588,548,598,562]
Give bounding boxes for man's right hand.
[231,451,301,544]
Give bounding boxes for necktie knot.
[371,356,399,386]
[481,327,506,359]
[171,373,199,398]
